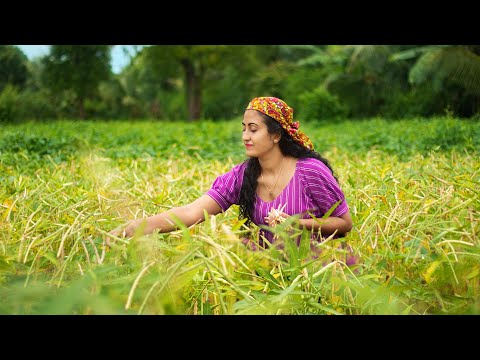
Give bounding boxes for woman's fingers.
[105,223,130,247]
[264,207,295,230]
[105,232,114,247]
[105,230,118,247]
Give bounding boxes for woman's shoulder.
[231,160,248,172]
[296,157,331,174]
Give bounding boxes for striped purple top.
[206,157,349,245]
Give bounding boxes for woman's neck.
[258,150,287,175]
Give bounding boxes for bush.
[158,91,186,121]
[421,118,479,152]
[297,87,348,121]
[0,86,61,122]
[0,84,20,122]
[17,89,57,121]
[382,84,446,119]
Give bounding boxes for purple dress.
[206,158,349,248]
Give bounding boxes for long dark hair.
[238,112,337,227]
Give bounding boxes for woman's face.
[242,110,279,158]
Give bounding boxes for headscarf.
[246,96,314,151]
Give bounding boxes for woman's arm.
[107,195,223,246]
[265,210,353,237]
[298,211,353,236]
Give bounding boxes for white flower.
[267,203,287,226]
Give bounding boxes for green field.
[1,117,479,314]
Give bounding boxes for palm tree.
[391,45,480,116]
[391,45,480,95]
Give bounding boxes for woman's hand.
[106,219,140,247]
[265,209,289,228]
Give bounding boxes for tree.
[42,45,112,119]
[325,45,414,117]
[142,45,265,121]
[391,45,480,94]
[0,45,29,92]
[117,52,170,119]
[391,45,480,116]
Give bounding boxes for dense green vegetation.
[2,45,480,123]
[1,118,478,314]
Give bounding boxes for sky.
[15,45,141,74]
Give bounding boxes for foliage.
[324,45,413,118]
[297,86,349,121]
[392,45,480,117]
[0,46,29,92]
[16,88,58,121]
[281,66,329,105]
[202,65,252,120]
[42,46,112,118]
[249,60,295,99]
[142,45,268,120]
[2,45,480,121]
[399,46,480,96]
[0,85,20,122]
[91,78,127,119]
[117,50,190,120]
[0,84,74,124]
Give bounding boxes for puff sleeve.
[205,161,247,211]
[297,158,349,217]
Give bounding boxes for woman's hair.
[238,111,337,227]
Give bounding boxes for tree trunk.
[78,98,85,119]
[183,60,202,121]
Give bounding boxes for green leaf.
[254,267,281,289]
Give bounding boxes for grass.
[0,116,479,314]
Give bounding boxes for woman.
[107,96,352,250]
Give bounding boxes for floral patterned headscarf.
[246,96,314,151]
